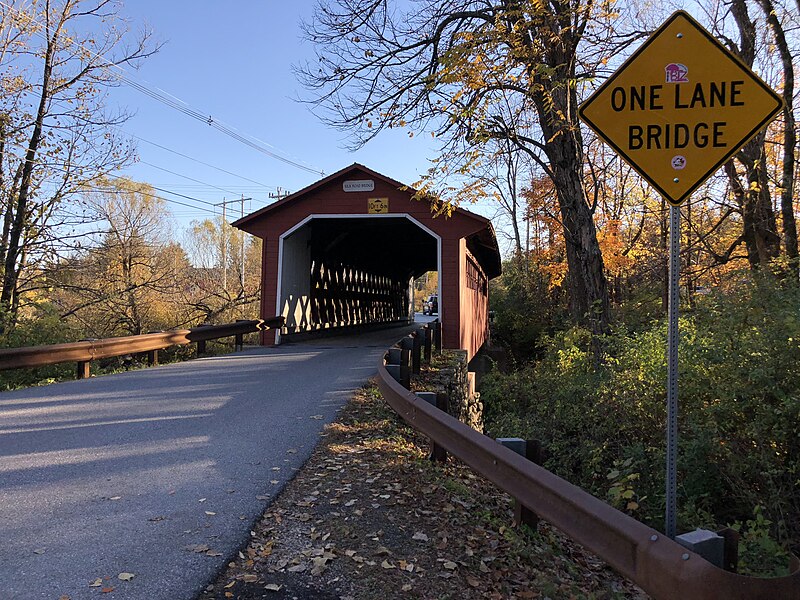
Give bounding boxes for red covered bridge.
[233,164,501,360]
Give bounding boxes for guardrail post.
[416,392,448,462]
[497,437,543,530]
[716,527,740,572]
[146,331,161,366]
[399,337,413,389]
[411,331,422,374]
[676,529,727,570]
[196,323,211,357]
[433,320,442,353]
[234,320,248,352]
[76,338,97,380]
[385,348,404,385]
[401,352,411,388]
[433,392,449,462]
[423,325,432,364]
[76,360,90,380]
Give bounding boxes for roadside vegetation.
[484,261,799,576]
[0,1,261,390]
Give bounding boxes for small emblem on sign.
[665,63,689,83]
[343,179,375,192]
[368,197,389,213]
[671,156,687,170]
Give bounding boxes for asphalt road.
[0,321,431,600]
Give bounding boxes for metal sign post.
[665,205,680,539]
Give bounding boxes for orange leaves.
[597,219,634,277]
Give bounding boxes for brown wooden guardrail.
[0,316,284,379]
[377,343,800,600]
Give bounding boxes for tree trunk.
[529,24,610,335]
[546,137,610,334]
[724,159,760,266]
[756,0,798,272]
[726,0,781,269]
[0,26,58,329]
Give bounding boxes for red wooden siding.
[236,164,500,359]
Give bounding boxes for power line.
[88,184,218,216]
[125,131,278,189]
[0,0,325,176]
[4,139,226,216]
[139,160,245,197]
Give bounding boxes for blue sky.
[108,2,490,228]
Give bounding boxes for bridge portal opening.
[278,215,439,338]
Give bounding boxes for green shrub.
[0,304,81,390]
[488,258,569,364]
[482,275,800,571]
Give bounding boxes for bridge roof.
[233,163,501,279]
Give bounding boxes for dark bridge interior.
[280,217,437,335]
[309,217,437,279]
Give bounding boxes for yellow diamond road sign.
[579,11,783,206]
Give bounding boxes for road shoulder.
[199,381,647,600]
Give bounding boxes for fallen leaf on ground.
[311,557,329,575]
[101,587,114,594]
[33,548,46,555]
[443,561,457,570]
[117,573,135,581]
[205,511,216,516]
[108,496,121,501]
[310,415,323,420]
[412,532,428,542]
[264,584,283,592]
[89,579,103,587]
[186,544,210,553]
[381,560,395,569]
[242,574,258,583]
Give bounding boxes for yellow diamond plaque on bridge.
[579,11,782,206]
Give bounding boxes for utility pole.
[215,197,253,295]
[269,187,291,201]
[221,200,227,292]
[240,195,245,290]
